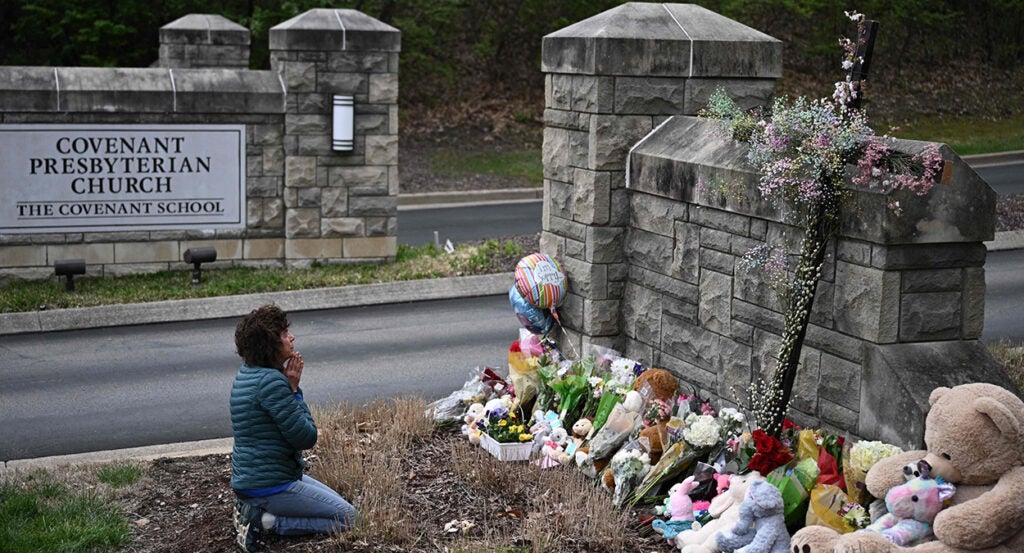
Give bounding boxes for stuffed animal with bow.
[862,476,955,546]
[652,475,700,539]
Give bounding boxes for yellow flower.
[498,420,507,427]
[519,433,533,442]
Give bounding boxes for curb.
[1,438,234,473]
[962,150,1024,167]
[0,272,513,336]
[986,230,1024,252]
[398,188,542,209]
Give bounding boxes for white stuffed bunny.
[676,472,762,553]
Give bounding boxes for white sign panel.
[0,124,246,233]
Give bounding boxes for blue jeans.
[240,475,358,536]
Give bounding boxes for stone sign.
[0,124,245,233]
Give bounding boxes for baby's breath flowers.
[701,12,943,436]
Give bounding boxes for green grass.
[94,462,141,489]
[0,477,129,553]
[0,240,522,314]
[430,149,542,184]
[880,113,1024,155]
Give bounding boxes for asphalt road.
[982,248,1024,342]
[0,295,520,461]
[976,162,1024,196]
[397,200,542,246]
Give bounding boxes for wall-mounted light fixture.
[183,247,217,284]
[55,258,86,292]
[332,94,354,151]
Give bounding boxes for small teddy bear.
[652,476,699,539]
[541,426,571,465]
[570,417,592,449]
[715,479,789,553]
[462,402,486,445]
[862,476,955,546]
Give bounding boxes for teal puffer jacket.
[230,365,318,491]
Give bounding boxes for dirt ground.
[115,427,662,553]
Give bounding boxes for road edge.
[2,438,234,473]
[0,272,513,336]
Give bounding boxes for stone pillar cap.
[160,14,250,45]
[270,9,400,52]
[543,2,781,78]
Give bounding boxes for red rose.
[752,429,775,453]
[747,429,793,475]
[509,341,521,353]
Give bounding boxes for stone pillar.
[269,9,400,265]
[541,3,781,355]
[158,14,250,69]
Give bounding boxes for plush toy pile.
[427,255,1024,553]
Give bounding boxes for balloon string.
[551,311,581,361]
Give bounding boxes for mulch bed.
[116,427,663,553]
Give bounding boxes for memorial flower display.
[701,11,945,437]
[419,12,967,545]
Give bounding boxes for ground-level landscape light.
[183,247,217,284]
[54,258,86,292]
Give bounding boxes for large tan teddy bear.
[791,382,1024,553]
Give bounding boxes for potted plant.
[478,407,534,462]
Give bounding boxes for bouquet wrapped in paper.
[629,437,704,506]
[547,357,594,427]
[607,448,651,507]
[805,484,868,533]
[507,340,541,411]
[425,367,496,424]
[766,456,819,527]
[843,440,903,506]
[578,399,641,477]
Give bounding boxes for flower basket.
[480,433,533,462]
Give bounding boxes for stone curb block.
[398,188,543,208]
[985,230,1024,252]
[2,438,234,473]
[962,150,1024,167]
[0,272,513,336]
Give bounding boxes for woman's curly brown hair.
[235,304,290,368]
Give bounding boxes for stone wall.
[540,2,781,353]
[0,9,399,280]
[542,3,1015,448]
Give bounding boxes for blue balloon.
[509,286,554,335]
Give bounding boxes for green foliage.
[880,113,1024,156]
[430,149,543,183]
[0,240,525,313]
[95,462,141,489]
[0,478,130,553]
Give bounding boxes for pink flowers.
[853,138,943,206]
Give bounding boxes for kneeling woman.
[230,304,357,551]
